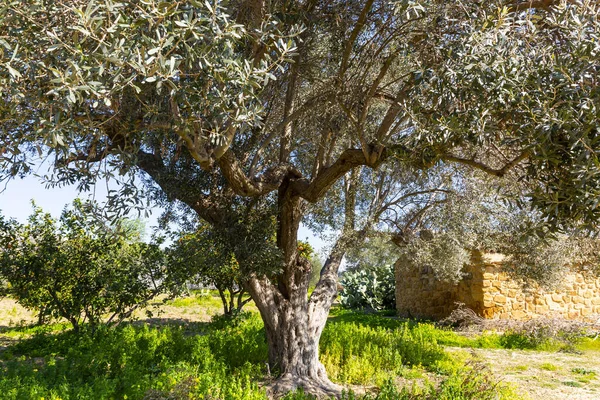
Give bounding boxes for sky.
[0,172,327,252]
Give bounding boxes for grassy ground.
[0,294,598,399]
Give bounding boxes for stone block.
[508,289,518,297]
[512,302,524,310]
[512,310,528,320]
[581,308,592,317]
[534,297,546,306]
[592,298,600,306]
[494,294,507,304]
[568,310,580,319]
[535,305,549,314]
[483,273,495,280]
[573,296,584,304]
[548,301,563,311]
[584,290,593,299]
[551,293,564,303]
[482,308,495,318]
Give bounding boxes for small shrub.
[571,367,595,375]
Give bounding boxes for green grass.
[540,363,559,371]
[168,290,225,308]
[576,337,600,352]
[0,308,523,400]
[0,322,72,338]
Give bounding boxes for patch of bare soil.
[0,297,36,328]
[448,347,600,400]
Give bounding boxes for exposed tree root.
[266,373,344,399]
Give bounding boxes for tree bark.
[246,269,342,398]
[242,181,344,397]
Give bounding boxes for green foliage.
[167,224,261,315]
[320,321,447,385]
[0,310,523,400]
[0,200,176,331]
[340,264,395,311]
[0,0,299,184]
[345,236,399,274]
[405,1,600,232]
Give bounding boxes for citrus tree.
[0,200,174,331]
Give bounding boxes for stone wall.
[395,251,600,322]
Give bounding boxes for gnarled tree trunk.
[246,261,342,397]
[242,178,353,397]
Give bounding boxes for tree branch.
[339,0,375,79]
[442,150,530,178]
[293,145,387,203]
[218,150,301,197]
[505,0,578,12]
[136,150,224,224]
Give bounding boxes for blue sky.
[0,173,326,252]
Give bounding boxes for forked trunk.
[239,178,352,398]
[247,270,341,398]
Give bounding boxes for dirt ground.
[446,346,600,400]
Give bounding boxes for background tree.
[168,224,253,316]
[2,0,600,396]
[0,200,175,332]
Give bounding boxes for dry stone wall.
[395,251,600,322]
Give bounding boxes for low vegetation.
[12,294,599,399]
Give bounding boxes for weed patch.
[0,309,521,399]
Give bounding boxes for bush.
[0,200,176,331]
[340,264,395,311]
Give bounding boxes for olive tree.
[2,0,600,395]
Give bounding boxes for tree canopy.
[2,0,600,395]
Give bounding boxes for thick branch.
[293,145,387,202]
[136,151,224,224]
[505,0,576,12]
[217,150,301,197]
